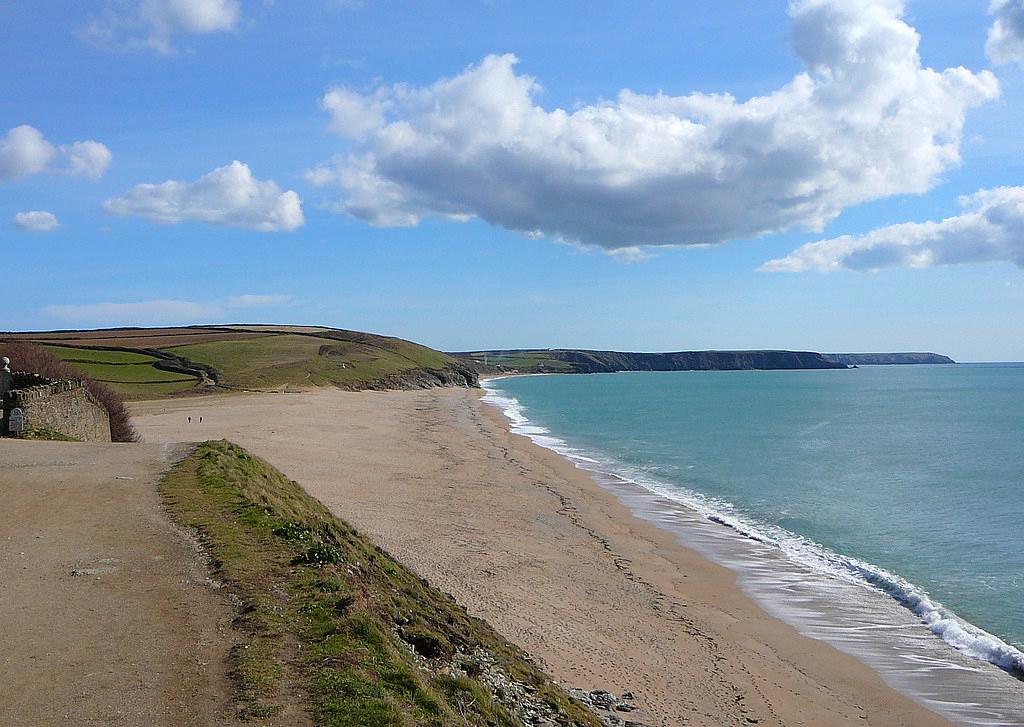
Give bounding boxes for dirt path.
[0,440,238,727]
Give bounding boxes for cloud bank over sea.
[763,186,1024,272]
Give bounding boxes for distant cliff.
[457,349,848,374]
[825,353,955,366]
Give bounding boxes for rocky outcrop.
[401,646,596,727]
[350,364,479,391]
[567,689,652,727]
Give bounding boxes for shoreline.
[472,390,964,726]
[480,379,1024,725]
[132,387,959,726]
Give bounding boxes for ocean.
[482,365,1024,726]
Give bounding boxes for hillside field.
[1,325,476,400]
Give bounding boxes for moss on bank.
[160,440,598,726]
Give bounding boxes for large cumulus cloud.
[761,187,1024,272]
[987,0,1024,65]
[104,160,304,231]
[307,0,998,251]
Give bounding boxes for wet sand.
[132,387,951,726]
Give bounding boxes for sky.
[2,0,1024,361]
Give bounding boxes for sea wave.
[481,380,1024,680]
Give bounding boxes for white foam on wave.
[481,380,1024,681]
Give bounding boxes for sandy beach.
[132,387,951,726]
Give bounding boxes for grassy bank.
[161,441,598,727]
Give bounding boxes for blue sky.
[2,1,1024,360]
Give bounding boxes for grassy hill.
[162,441,598,726]
[1,325,477,400]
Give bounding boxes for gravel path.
[0,440,238,727]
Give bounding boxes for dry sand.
[0,440,238,726]
[132,387,952,726]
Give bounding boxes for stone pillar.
[1,357,11,435]
[0,357,11,397]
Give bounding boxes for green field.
[166,333,454,390]
[43,345,200,399]
[3,326,476,399]
[162,441,597,726]
[46,346,158,364]
[464,351,578,373]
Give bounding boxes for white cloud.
[12,211,60,232]
[304,161,339,187]
[987,0,1024,64]
[46,292,291,326]
[104,160,304,231]
[226,294,292,307]
[0,126,55,180]
[321,87,390,139]
[66,141,113,180]
[761,186,1024,272]
[46,299,219,325]
[310,1,997,252]
[0,125,112,181]
[606,246,653,263]
[82,0,241,54]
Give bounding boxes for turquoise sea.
[483,365,1024,725]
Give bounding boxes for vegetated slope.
[166,328,472,391]
[41,345,201,398]
[457,348,848,374]
[1,325,478,398]
[162,441,599,727]
[824,352,956,365]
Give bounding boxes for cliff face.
[459,349,848,374]
[559,350,846,372]
[825,353,955,365]
[345,364,479,391]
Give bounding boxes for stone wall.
[2,376,111,442]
